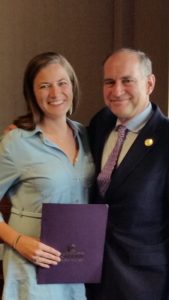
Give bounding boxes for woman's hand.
[15,235,61,268]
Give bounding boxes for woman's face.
[33,62,73,121]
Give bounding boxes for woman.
[0,52,94,300]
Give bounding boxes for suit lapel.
[95,114,116,173]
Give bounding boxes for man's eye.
[123,79,134,84]
[104,80,115,86]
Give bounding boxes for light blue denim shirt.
[0,119,94,300]
[0,119,94,219]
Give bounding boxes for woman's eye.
[40,84,50,89]
[58,81,68,86]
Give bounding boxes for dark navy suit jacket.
[87,103,169,300]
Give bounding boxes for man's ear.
[147,74,155,95]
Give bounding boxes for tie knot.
[116,125,128,138]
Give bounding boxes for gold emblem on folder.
[144,138,154,146]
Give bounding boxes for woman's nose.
[50,84,60,97]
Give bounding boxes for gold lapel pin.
[144,138,154,147]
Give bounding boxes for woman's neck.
[39,116,69,136]
[38,117,78,165]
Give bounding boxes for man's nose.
[112,82,124,97]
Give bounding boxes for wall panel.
[0,0,114,133]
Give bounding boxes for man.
[87,48,169,300]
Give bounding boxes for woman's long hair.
[14,52,80,130]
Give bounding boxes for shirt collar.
[66,118,79,138]
[116,102,153,133]
[20,118,79,139]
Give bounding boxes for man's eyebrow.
[104,76,135,81]
[122,75,133,79]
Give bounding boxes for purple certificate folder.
[37,203,108,284]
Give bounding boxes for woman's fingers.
[16,235,61,267]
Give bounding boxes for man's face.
[103,51,155,123]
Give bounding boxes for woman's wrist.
[13,234,23,249]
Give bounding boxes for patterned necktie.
[97,125,128,196]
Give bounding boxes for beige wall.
[0,0,114,133]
